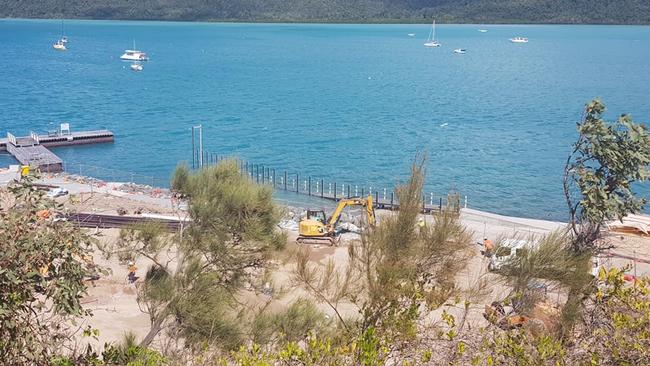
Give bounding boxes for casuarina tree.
[110,160,285,350]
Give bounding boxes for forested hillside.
[1,0,650,24]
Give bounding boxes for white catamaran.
[423,19,441,48]
[120,40,149,61]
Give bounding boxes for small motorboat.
[453,48,466,54]
[478,29,488,33]
[407,33,415,37]
[509,37,529,43]
[130,62,143,72]
[52,40,66,51]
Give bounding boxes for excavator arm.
[327,195,376,227]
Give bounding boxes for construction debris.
[607,214,650,236]
[49,173,173,199]
[278,219,298,231]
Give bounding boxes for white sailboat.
[423,19,441,48]
[52,19,68,51]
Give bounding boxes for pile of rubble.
[278,206,300,231]
[59,173,105,186]
[115,182,171,198]
[52,172,172,199]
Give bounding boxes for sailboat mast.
[432,19,436,41]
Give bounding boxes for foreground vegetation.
[1,99,649,365]
[2,0,650,24]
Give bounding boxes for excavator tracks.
[296,235,340,246]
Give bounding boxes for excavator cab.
[306,210,327,223]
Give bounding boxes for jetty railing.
[41,157,466,213]
[193,150,467,213]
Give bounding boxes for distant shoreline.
[2,17,650,26]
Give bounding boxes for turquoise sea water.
[1,20,649,220]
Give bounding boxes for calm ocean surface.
[1,20,649,220]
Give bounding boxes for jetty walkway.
[0,127,114,172]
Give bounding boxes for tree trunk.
[139,315,165,347]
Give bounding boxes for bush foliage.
[0,177,96,364]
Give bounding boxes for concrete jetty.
[0,125,114,173]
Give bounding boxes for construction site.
[1,164,648,351]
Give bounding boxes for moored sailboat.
[423,19,441,48]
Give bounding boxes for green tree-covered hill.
[1,0,649,24]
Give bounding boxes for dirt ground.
[35,177,650,352]
[62,193,176,216]
[74,228,153,350]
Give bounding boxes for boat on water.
[120,40,149,61]
[407,33,415,37]
[453,48,467,54]
[52,40,66,51]
[510,37,529,43]
[53,20,68,50]
[130,62,143,72]
[478,29,488,33]
[121,50,149,61]
[423,19,441,48]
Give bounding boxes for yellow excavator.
[297,196,376,246]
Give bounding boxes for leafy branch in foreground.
[564,98,650,252]
[0,177,96,364]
